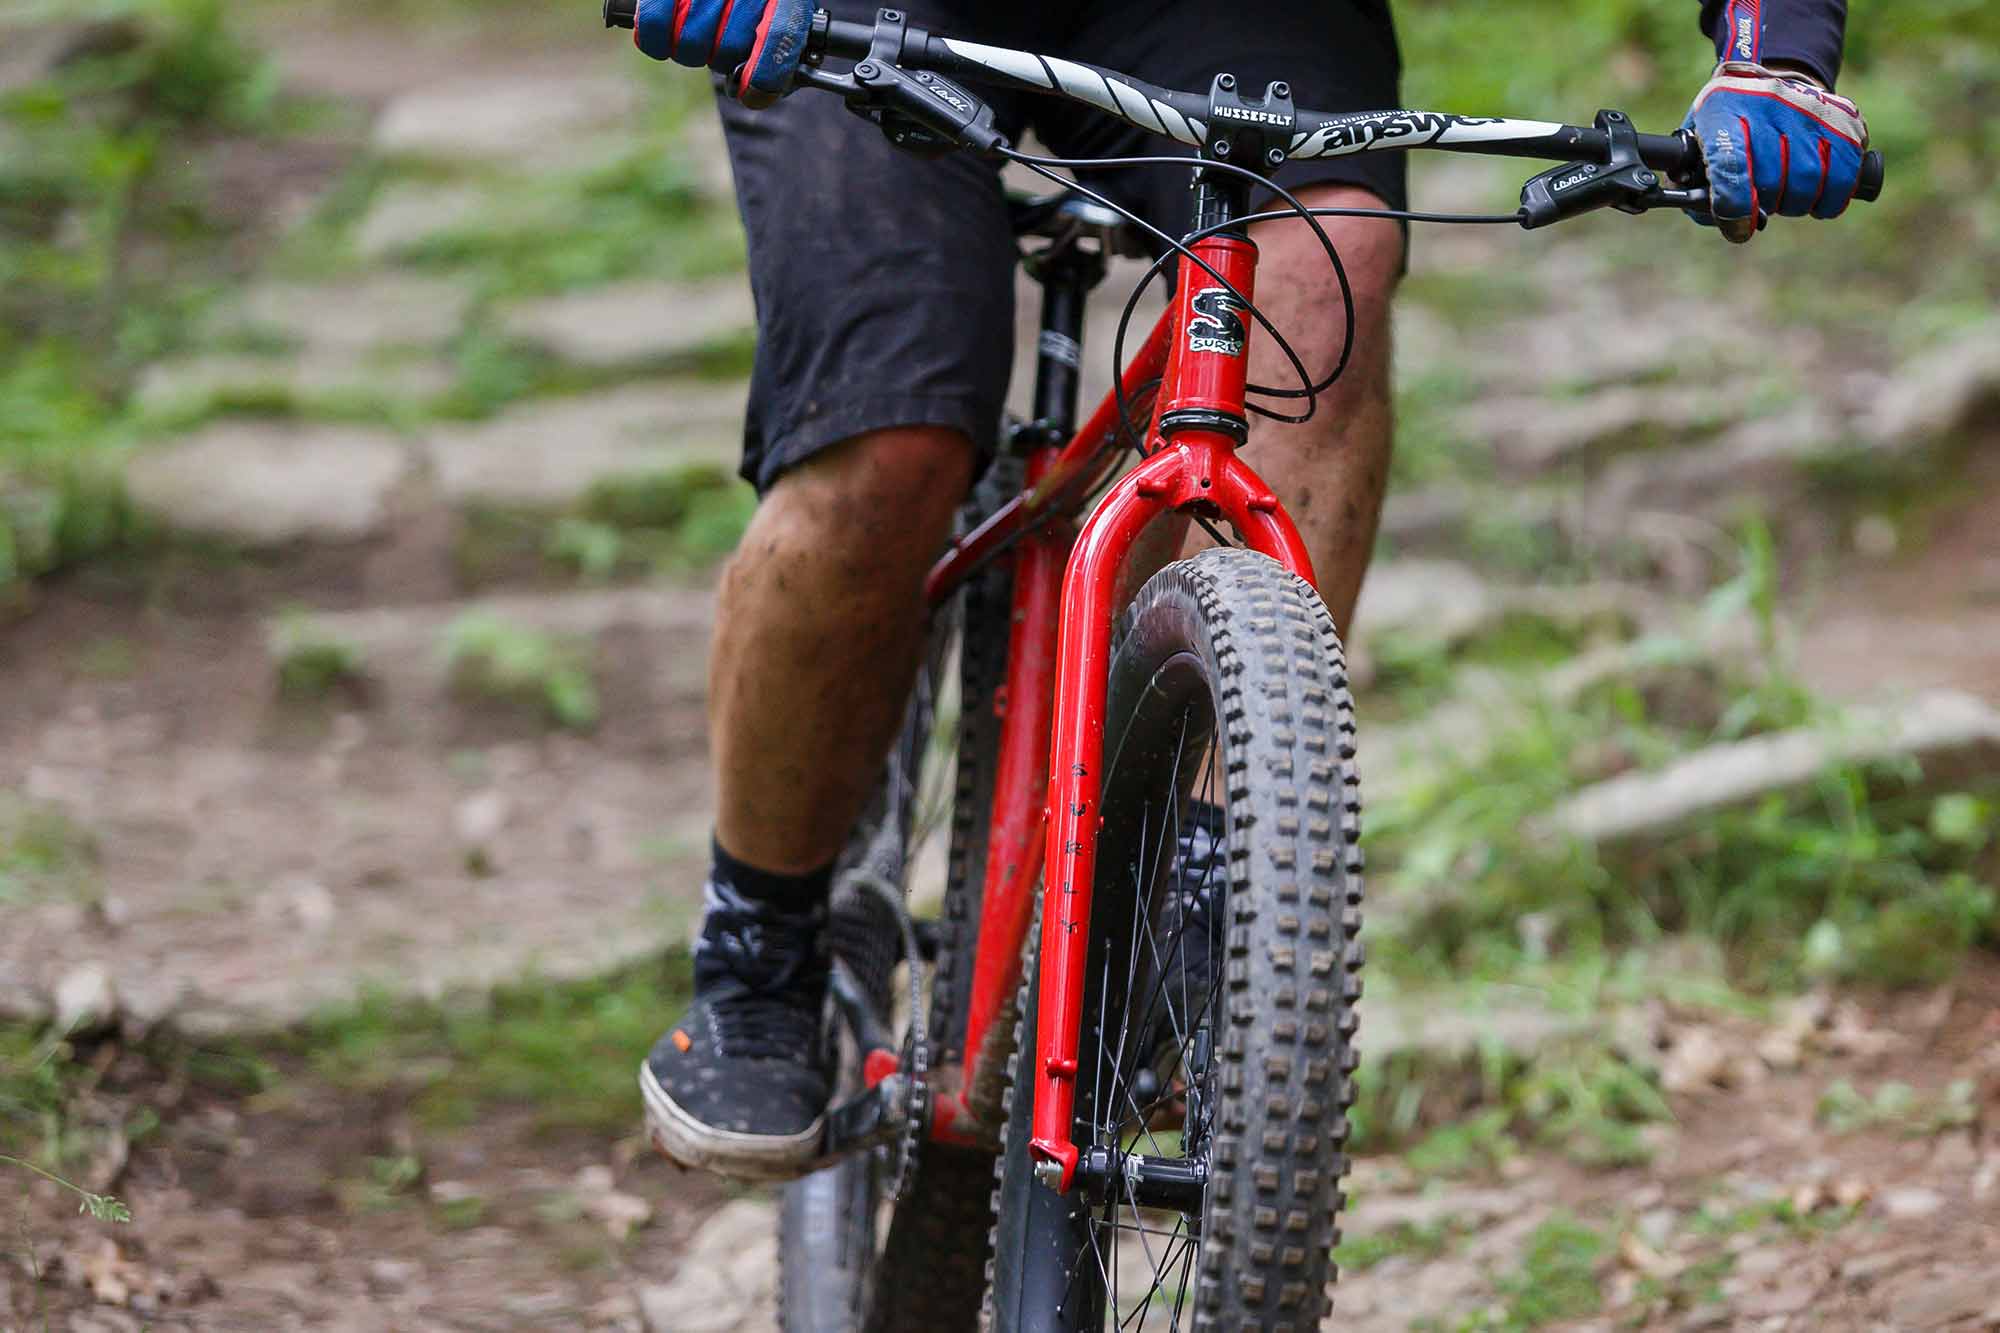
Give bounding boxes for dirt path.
[10,962,1997,1330]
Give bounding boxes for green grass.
[0,798,100,906]
[270,610,369,699]
[297,958,694,1133]
[1333,1218,1457,1273]
[0,0,301,586]
[442,611,600,729]
[1815,1076,1978,1137]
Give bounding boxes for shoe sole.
[638,1060,825,1182]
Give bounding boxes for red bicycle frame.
[914,225,1318,1192]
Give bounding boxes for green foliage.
[442,611,600,729]
[300,958,694,1133]
[1333,1218,1455,1273]
[1,0,292,591]
[1455,1214,1607,1331]
[544,517,626,582]
[270,609,368,699]
[1815,1077,1978,1136]
[0,798,99,905]
[0,1027,130,1221]
[578,462,756,569]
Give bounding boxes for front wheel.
[987,548,1366,1331]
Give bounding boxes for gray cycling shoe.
[640,883,831,1180]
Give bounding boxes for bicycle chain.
[843,865,929,1204]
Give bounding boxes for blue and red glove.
[1682,61,1869,243]
[633,0,813,106]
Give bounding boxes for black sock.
[1184,798,1226,840]
[710,837,834,917]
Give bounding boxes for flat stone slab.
[1860,320,2000,448]
[353,181,495,259]
[424,383,743,508]
[373,72,641,163]
[1470,381,1756,476]
[126,424,413,546]
[1357,558,1651,648]
[499,280,755,370]
[288,584,716,700]
[1364,991,1600,1067]
[208,275,473,354]
[1538,689,2000,846]
[132,353,455,415]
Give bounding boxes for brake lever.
[795,6,1008,156]
[1519,108,1677,229]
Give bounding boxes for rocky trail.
[5,6,2000,1330]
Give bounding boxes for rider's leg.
[642,20,1023,1175]
[1125,183,1403,633]
[1240,184,1403,632]
[708,427,975,873]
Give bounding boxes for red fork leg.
[1028,447,1180,1187]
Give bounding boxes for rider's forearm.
[1696,0,1848,88]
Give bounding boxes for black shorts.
[718,0,1405,492]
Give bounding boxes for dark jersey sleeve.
[1697,0,1848,87]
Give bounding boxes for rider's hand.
[633,0,813,106]
[1681,61,1869,244]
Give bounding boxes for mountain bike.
[602,5,1884,1327]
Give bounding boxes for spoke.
[1117,1211,1189,1328]
[1166,1222,1198,1329]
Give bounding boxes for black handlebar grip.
[1855,150,1885,203]
[605,0,637,29]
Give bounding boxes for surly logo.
[1186,288,1249,357]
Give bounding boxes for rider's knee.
[747,426,977,553]
[1253,183,1404,304]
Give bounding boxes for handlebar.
[603,1,1883,214]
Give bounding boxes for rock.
[423,383,742,508]
[127,424,412,546]
[1878,1186,1945,1220]
[1536,690,2000,847]
[1364,994,1598,1067]
[499,280,756,370]
[269,879,337,934]
[1357,558,1648,651]
[0,18,142,95]
[638,1267,741,1333]
[1347,1185,1530,1232]
[1861,321,2000,449]
[365,1258,420,1293]
[636,1204,777,1333]
[353,182,493,259]
[133,354,454,416]
[453,790,511,848]
[374,73,641,163]
[1470,382,1750,476]
[1661,1026,1736,1095]
[53,962,116,1032]
[1355,559,1495,641]
[1837,1245,1926,1284]
[1890,1267,1991,1328]
[573,1164,652,1241]
[207,276,473,355]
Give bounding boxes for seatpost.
[1021,248,1102,445]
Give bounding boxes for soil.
[8,961,1997,1330]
